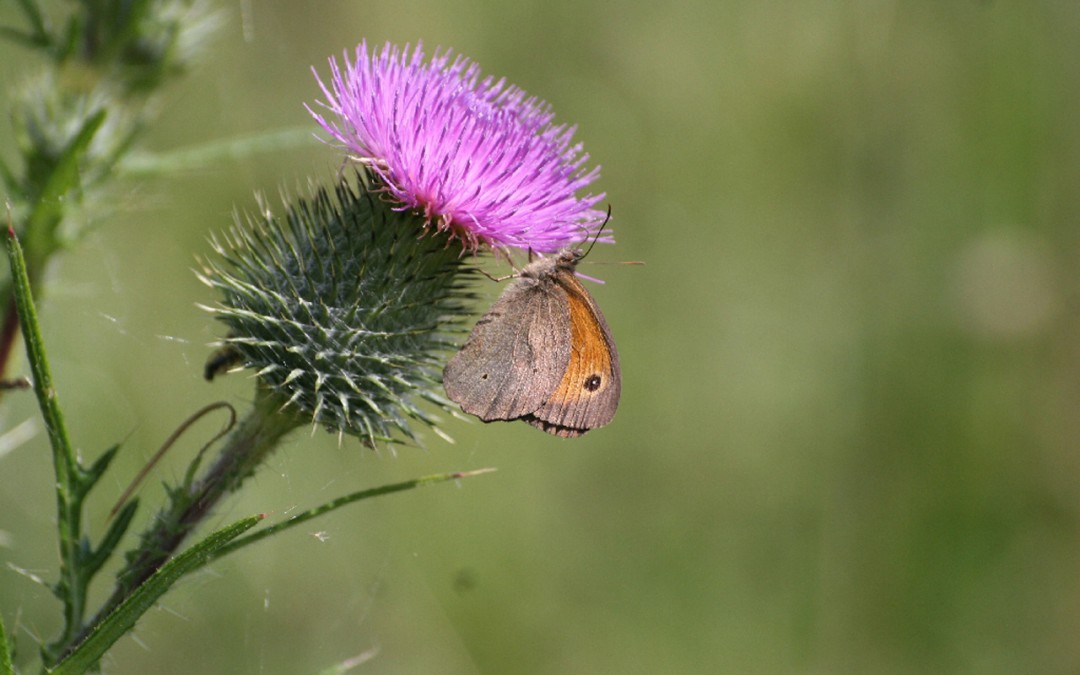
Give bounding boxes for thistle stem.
[0,294,19,383]
[60,387,302,661]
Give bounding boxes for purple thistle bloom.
[307,41,609,253]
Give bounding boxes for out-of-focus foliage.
[1,2,1078,673]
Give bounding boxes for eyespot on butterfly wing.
[521,265,620,436]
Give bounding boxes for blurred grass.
[2,1,1080,673]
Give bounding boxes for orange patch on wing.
[547,279,613,404]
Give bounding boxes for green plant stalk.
[0,246,43,387]
[0,609,13,675]
[22,109,107,262]
[0,290,21,387]
[2,226,86,652]
[202,468,497,567]
[119,126,315,176]
[0,109,107,383]
[50,515,264,675]
[65,386,303,660]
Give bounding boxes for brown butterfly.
[443,247,621,437]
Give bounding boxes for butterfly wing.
[443,278,572,422]
[523,274,621,437]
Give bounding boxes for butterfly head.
[557,209,611,269]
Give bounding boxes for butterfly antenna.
[581,205,612,260]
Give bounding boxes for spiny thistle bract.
[198,175,475,446]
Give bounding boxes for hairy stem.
[58,388,302,662]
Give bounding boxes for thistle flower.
[307,41,609,253]
[202,42,614,446]
[199,177,473,446]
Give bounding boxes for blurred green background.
[3,1,1080,673]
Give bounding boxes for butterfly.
[443,247,621,437]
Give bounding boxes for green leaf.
[0,156,17,192]
[0,609,13,675]
[26,108,107,253]
[50,515,263,675]
[119,127,315,176]
[82,443,122,496]
[202,469,496,567]
[0,26,46,49]
[3,225,78,492]
[4,228,84,650]
[85,500,139,579]
[13,0,49,41]
[57,14,80,62]
[2,0,51,52]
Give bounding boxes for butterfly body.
[443,248,621,437]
